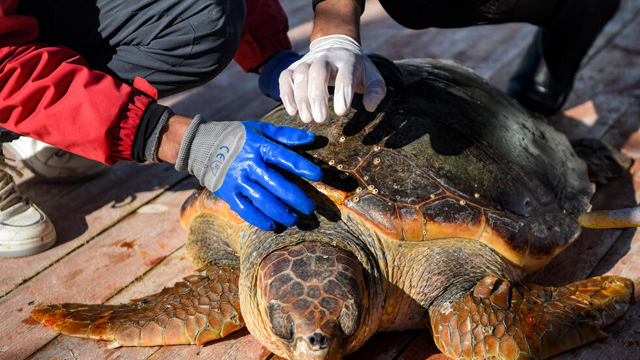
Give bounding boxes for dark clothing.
[368,0,618,115]
[0,0,291,164]
[16,0,247,97]
[377,0,560,29]
[377,0,620,100]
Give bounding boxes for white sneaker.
[4,137,109,182]
[0,150,56,258]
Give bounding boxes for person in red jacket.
[0,0,322,257]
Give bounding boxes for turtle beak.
[289,331,344,360]
[579,206,640,228]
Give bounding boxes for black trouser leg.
[377,0,621,115]
[506,0,621,115]
[378,0,560,29]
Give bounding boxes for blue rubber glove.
[259,50,303,101]
[215,122,322,230]
[175,116,322,231]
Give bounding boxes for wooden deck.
[2,0,640,359]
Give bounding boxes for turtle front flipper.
[429,276,633,359]
[31,264,244,348]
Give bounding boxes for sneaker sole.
[0,228,57,258]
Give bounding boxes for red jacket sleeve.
[234,0,293,72]
[0,43,154,165]
[1,0,155,165]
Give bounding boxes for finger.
[362,59,386,112]
[258,123,316,146]
[249,165,316,215]
[238,178,299,226]
[225,191,277,231]
[292,63,313,123]
[308,56,330,123]
[363,78,386,112]
[279,69,298,116]
[262,144,323,182]
[333,61,356,116]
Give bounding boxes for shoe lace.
[0,152,26,211]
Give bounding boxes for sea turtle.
[32,59,635,360]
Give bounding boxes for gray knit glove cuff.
[144,108,174,163]
[174,115,246,192]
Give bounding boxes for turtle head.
[257,241,367,360]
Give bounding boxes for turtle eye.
[267,301,294,341]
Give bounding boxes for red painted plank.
[148,330,271,360]
[0,179,197,359]
[0,162,190,298]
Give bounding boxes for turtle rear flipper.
[571,138,632,183]
[429,276,633,359]
[31,264,244,347]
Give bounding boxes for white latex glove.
[279,35,386,123]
